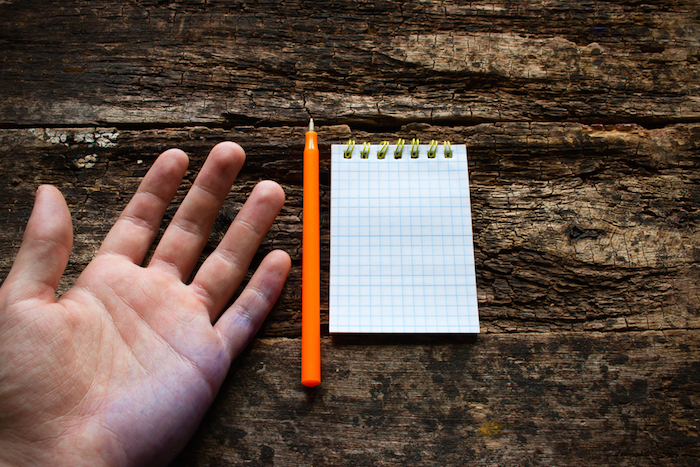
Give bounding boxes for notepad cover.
[329,143,479,333]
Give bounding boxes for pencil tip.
[309,118,314,132]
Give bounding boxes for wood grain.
[1,0,699,464]
[1,123,697,337]
[0,0,699,126]
[172,331,700,466]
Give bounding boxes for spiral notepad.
[329,140,479,333]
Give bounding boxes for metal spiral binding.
[427,140,438,158]
[394,139,405,159]
[360,142,371,159]
[341,139,454,159]
[377,141,390,159]
[343,140,355,159]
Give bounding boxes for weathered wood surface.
[1,123,698,336]
[172,332,700,466]
[1,0,699,465]
[0,0,699,126]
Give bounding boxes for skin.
[0,142,291,466]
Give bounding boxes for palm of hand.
[0,143,290,466]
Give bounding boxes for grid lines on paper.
[329,144,479,333]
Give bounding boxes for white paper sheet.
[329,143,480,333]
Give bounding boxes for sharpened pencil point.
[309,118,314,132]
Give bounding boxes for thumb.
[1,185,73,304]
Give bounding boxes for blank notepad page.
[329,143,479,333]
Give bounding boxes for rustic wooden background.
[1,1,699,465]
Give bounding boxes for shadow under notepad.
[330,333,479,346]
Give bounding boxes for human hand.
[0,142,291,466]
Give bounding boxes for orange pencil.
[302,118,321,387]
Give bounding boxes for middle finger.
[148,142,245,281]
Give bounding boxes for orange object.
[302,118,321,387]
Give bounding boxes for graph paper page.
[329,143,480,333]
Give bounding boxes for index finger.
[97,149,189,264]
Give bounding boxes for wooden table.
[1,1,699,465]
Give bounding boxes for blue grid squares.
[329,143,479,333]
